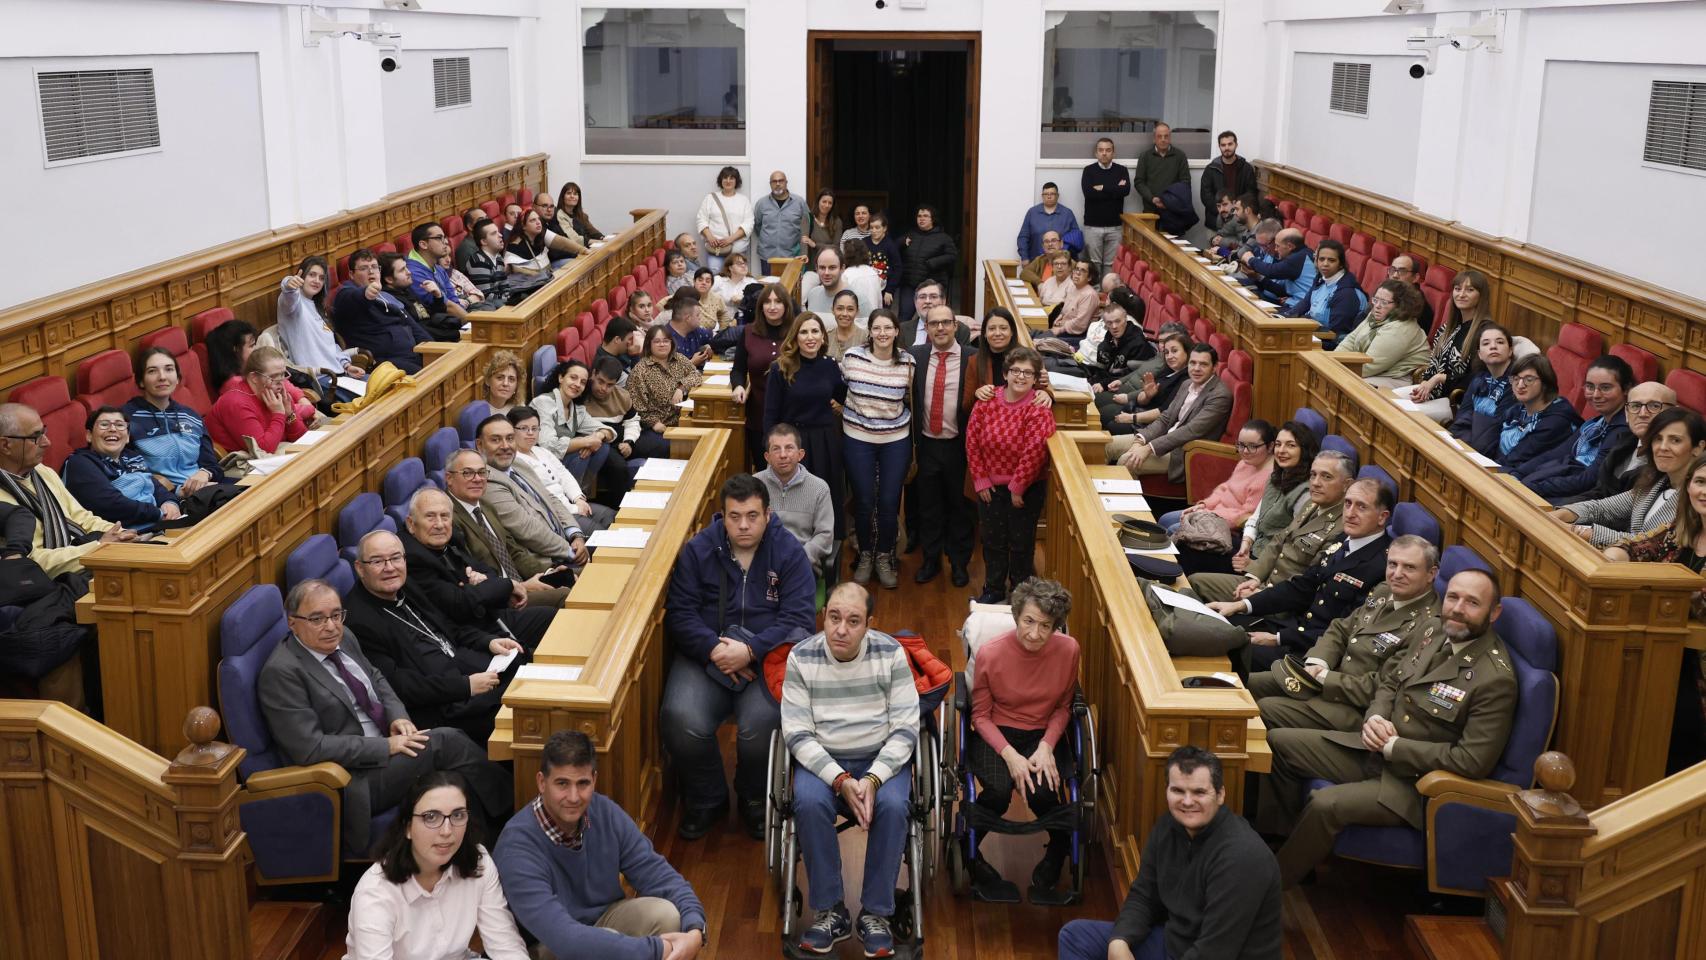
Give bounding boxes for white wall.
[1285,53,1423,203]
[381,47,514,191]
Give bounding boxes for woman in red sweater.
[966,577,1081,904]
[965,345,1056,603]
[207,346,310,453]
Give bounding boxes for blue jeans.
[795,758,911,915]
[659,654,779,812]
[1057,921,1168,960]
[844,436,911,554]
[1157,509,1184,535]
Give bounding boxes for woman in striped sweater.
[965,346,1057,603]
[841,309,917,588]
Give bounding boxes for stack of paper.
[634,458,689,482]
[1101,494,1151,513]
[487,650,519,673]
[517,663,582,682]
[1093,478,1143,494]
[246,453,297,475]
[1049,372,1092,393]
[704,374,731,386]
[288,430,333,448]
[1125,541,1180,557]
[1018,307,1048,319]
[336,376,367,397]
[586,527,651,549]
[676,398,696,411]
[1149,586,1229,623]
[620,490,671,510]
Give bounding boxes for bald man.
[1241,227,1316,308]
[753,170,809,269]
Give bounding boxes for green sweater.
[1336,315,1431,380]
[1134,147,1191,211]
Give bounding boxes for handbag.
[1174,509,1234,553]
[707,195,736,255]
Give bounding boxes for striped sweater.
[840,346,916,445]
[782,629,919,786]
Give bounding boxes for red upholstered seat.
[1220,377,1253,443]
[393,234,413,257]
[498,193,516,211]
[518,187,534,208]
[610,287,629,316]
[190,307,235,343]
[1178,305,1200,332]
[480,200,500,220]
[592,299,611,325]
[1192,315,1213,344]
[1328,224,1352,246]
[75,350,139,412]
[1275,200,1297,222]
[576,312,595,338]
[138,326,213,413]
[621,276,638,298]
[8,376,87,471]
[1224,348,1254,385]
[1548,323,1605,416]
[1294,207,1315,231]
[440,215,463,241]
[1305,215,1330,251]
[1209,332,1234,362]
[1668,368,1706,415]
[1610,343,1658,385]
[1420,265,1456,336]
[1406,253,1428,278]
[373,242,397,255]
[1360,242,1396,297]
[557,327,581,361]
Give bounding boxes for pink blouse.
[1051,284,1101,337]
[1194,458,1274,526]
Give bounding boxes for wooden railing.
[1119,212,1327,424]
[467,209,667,365]
[1264,163,1706,370]
[1502,754,1706,958]
[981,259,1094,431]
[491,426,729,824]
[0,155,546,397]
[81,343,483,755]
[1042,432,1267,888]
[1293,350,1704,807]
[0,702,248,959]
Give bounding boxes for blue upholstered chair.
[1435,544,1494,597]
[217,584,395,884]
[335,492,395,563]
[1358,464,1398,500]
[1292,407,1328,440]
[1389,502,1441,547]
[530,344,558,398]
[284,534,353,596]
[1305,596,1559,895]
[456,400,491,448]
[382,457,429,529]
[423,426,461,490]
[1320,434,1359,466]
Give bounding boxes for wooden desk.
[1294,349,1704,807]
[682,260,805,473]
[78,343,483,755]
[981,260,1093,430]
[493,427,729,828]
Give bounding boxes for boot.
[875,552,899,590]
[853,551,875,584]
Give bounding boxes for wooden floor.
[310,542,1452,959]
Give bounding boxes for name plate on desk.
[634,458,689,482]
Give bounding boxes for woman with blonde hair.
[764,311,848,538]
[481,349,525,415]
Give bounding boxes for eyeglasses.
[412,808,469,829]
[259,371,290,383]
[925,319,955,328]
[357,554,406,568]
[427,233,447,242]
[1369,296,1396,307]
[515,424,540,435]
[1626,400,1674,415]
[1509,375,1542,386]
[92,420,129,432]
[2,430,48,445]
[1581,382,1620,394]
[1235,441,1271,452]
[451,468,491,480]
[288,610,346,628]
[1007,368,1038,379]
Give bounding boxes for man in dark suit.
[1109,343,1233,483]
[400,486,557,648]
[909,304,976,587]
[344,530,526,745]
[443,448,572,607]
[897,281,971,351]
[256,578,511,854]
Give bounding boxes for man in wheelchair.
[780,582,919,957]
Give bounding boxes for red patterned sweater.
[965,389,1056,496]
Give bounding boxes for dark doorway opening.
[808,33,980,310]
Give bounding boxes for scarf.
[1574,416,1611,467]
[0,468,87,551]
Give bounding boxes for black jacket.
[1112,807,1282,960]
[343,582,501,730]
[1200,155,1257,230]
[1578,427,1643,502]
[399,528,518,630]
[899,227,957,287]
[1245,532,1391,655]
[1089,323,1154,386]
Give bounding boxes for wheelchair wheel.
[946,832,969,896]
[892,892,916,942]
[765,731,789,879]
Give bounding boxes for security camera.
[380,56,400,72]
[874,0,886,7]
[1408,53,1434,79]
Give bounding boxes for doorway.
[807,32,981,309]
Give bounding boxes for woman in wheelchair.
[965,578,1082,904]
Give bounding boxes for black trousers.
[914,436,974,567]
[495,605,556,651]
[968,725,1073,854]
[976,481,1046,592]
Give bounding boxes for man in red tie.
[908,304,975,588]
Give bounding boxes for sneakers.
[852,551,875,584]
[856,911,895,958]
[799,902,851,954]
[874,552,899,590]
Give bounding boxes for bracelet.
[832,772,852,792]
[863,773,882,790]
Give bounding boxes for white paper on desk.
[586,527,651,549]
[1219,274,1243,285]
[703,374,731,386]
[1126,541,1180,557]
[1101,494,1151,512]
[289,430,333,447]
[487,651,519,674]
[336,376,367,397]
[1168,237,1192,246]
[1005,279,1028,287]
[517,663,582,682]
[1433,429,1465,450]
[1049,372,1092,393]
[634,458,689,481]
[1193,256,1212,264]
[1464,449,1500,469]
[705,361,734,372]
[246,453,296,475]
[1018,307,1048,319]
[1093,478,1144,494]
[459,322,472,334]
[1150,586,1231,623]
[759,275,782,284]
[1390,396,1429,412]
[676,398,696,411]
[620,490,671,510]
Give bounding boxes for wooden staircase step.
[1404,915,1500,960]
[248,901,326,960]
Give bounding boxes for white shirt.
[695,191,754,253]
[344,846,528,960]
[921,342,963,440]
[514,447,588,519]
[295,637,384,738]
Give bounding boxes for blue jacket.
[1284,271,1368,342]
[1512,410,1631,500]
[1016,203,1081,261]
[1448,370,1517,454]
[331,280,432,370]
[1481,396,1583,471]
[664,512,816,663]
[1246,246,1314,306]
[61,446,179,527]
[121,397,225,487]
[405,250,464,313]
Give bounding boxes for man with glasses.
[752,171,809,273]
[342,530,525,746]
[897,280,969,349]
[1568,381,1675,504]
[1513,356,1635,502]
[0,402,137,578]
[442,448,574,607]
[1386,255,1434,332]
[405,222,469,323]
[909,305,977,587]
[257,577,513,856]
[471,416,590,575]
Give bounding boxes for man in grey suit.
[257,578,512,854]
[472,414,589,571]
[1107,343,1232,483]
[443,448,572,607]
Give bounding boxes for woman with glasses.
[346,771,528,960]
[1474,354,1581,471]
[1334,280,1430,389]
[61,405,184,528]
[1554,408,1706,548]
[507,407,615,539]
[1513,355,1634,503]
[1157,420,1276,535]
[207,346,316,453]
[965,347,1057,603]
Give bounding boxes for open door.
[808,36,835,201]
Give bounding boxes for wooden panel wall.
[0,155,546,398]
[1264,164,1706,371]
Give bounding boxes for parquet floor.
[313,544,1441,960]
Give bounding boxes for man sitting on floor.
[1188,450,1353,603]
[1248,535,1440,733]
[1261,568,1516,887]
[1058,746,1281,960]
[783,582,920,957]
[494,730,707,960]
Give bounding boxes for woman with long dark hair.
[1555,408,1706,548]
[804,189,842,267]
[277,255,364,384]
[731,286,794,471]
[1408,269,1495,423]
[765,312,848,540]
[1175,421,1319,577]
[503,209,573,292]
[555,181,604,249]
[841,309,917,588]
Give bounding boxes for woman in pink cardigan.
[1156,419,1275,534]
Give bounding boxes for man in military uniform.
[1261,568,1517,886]
[1189,450,1354,603]
[1248,534,1441,732]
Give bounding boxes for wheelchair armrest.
[243,762,352,796]
[1417,771,1520,806]
[953,671,969,713]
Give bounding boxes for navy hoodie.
[664,512,816,663]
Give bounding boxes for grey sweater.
[755,465,834,572]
